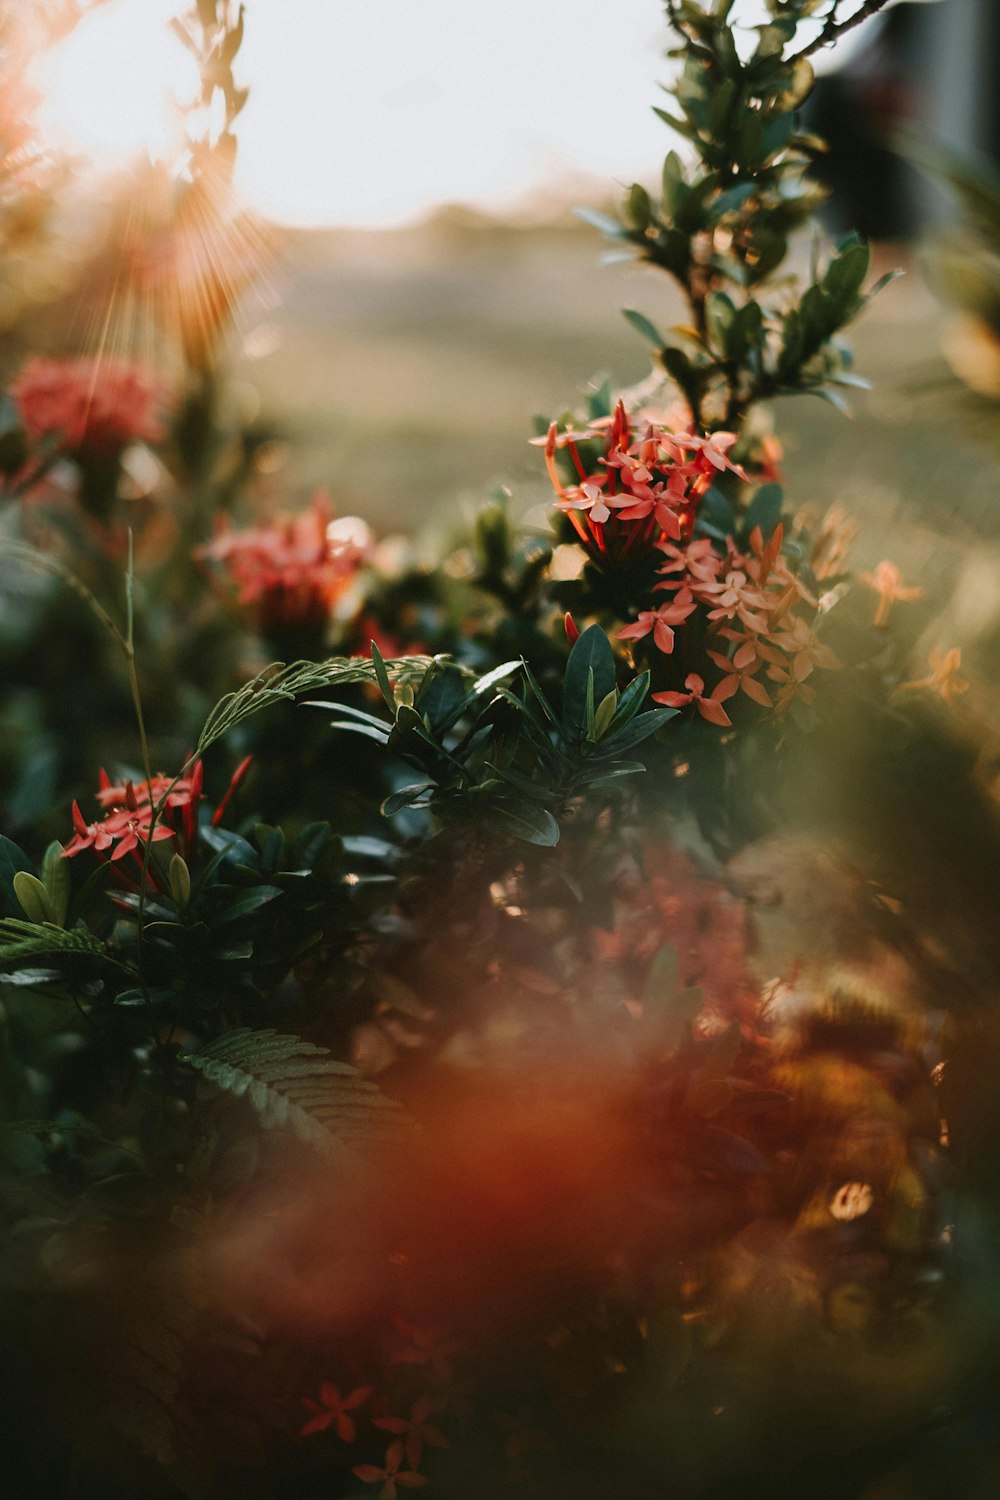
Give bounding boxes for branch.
[789,0,892,62]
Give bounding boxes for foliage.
[2,3,1000,1500]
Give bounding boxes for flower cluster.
[539,402,838,723]
[538,400,746,560]
[63,764,205,868]
[11,357,166,456]
[196,493,372,640]
[649,525,838,721]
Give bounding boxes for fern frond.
[0,918,108,966]
[195,655,435,756]
[182,1028,406,1158]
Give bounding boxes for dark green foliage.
[183,1027,405,1158]
[591,0,899,427]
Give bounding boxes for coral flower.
[12,357,166,455]
[619,591,697,655]
[197,493,371,639]
[652,673,733,727]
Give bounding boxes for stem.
[124,529,154,787]
[789,0,891,62]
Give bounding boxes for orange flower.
[860,560,922,628]
[896,647,970,706]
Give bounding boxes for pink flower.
[12,357,166,455]
[300,1382,371,1441]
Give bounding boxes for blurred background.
[5,0,1000,750]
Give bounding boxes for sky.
[29,0,881,230]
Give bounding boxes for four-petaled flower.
[860,560,923,628]
[353,1439,428,1500]
[652,673,733,727]
[300,1381,372,1441]
[705,646,773,708]
[896,647,970,706]
[374,1395,449,1468]
[619,590,696,655]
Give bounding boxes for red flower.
[62,762,205,867]
[300,1381,371,1441]
[353,1440,428,1500]
[12,357,166,455]
[197,493,371,638]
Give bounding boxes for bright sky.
[29,0,881,230]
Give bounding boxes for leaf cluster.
[588,0,896,426]
[316,633,677,848]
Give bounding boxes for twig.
[789,0,892,62]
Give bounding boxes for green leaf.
[563,625,616,741]
[696,486,735,540]
[291,821,333,869]
[13,873,57,927]
[214,886,284,925]
[626,182,653,230]
[41,842,70,927]
[593,688,619,741]
[606,671,651,734]
[486,797,560,847]
[623,308,665,348]
[0,836,34,917]
[744,483,783,541]
[589,705,678,756]
[370,641,396,709]
[382,782,436,816]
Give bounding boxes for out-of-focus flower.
[11,357,166,456]
[811,505,858,582]
[197,493,372,640]
[373,1396,449,1468]
[860,559,923,628]
[300,1382,372,1441]
[829,1182,874,1222]
[896,647,970,706]
[353,1439,428,1500]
